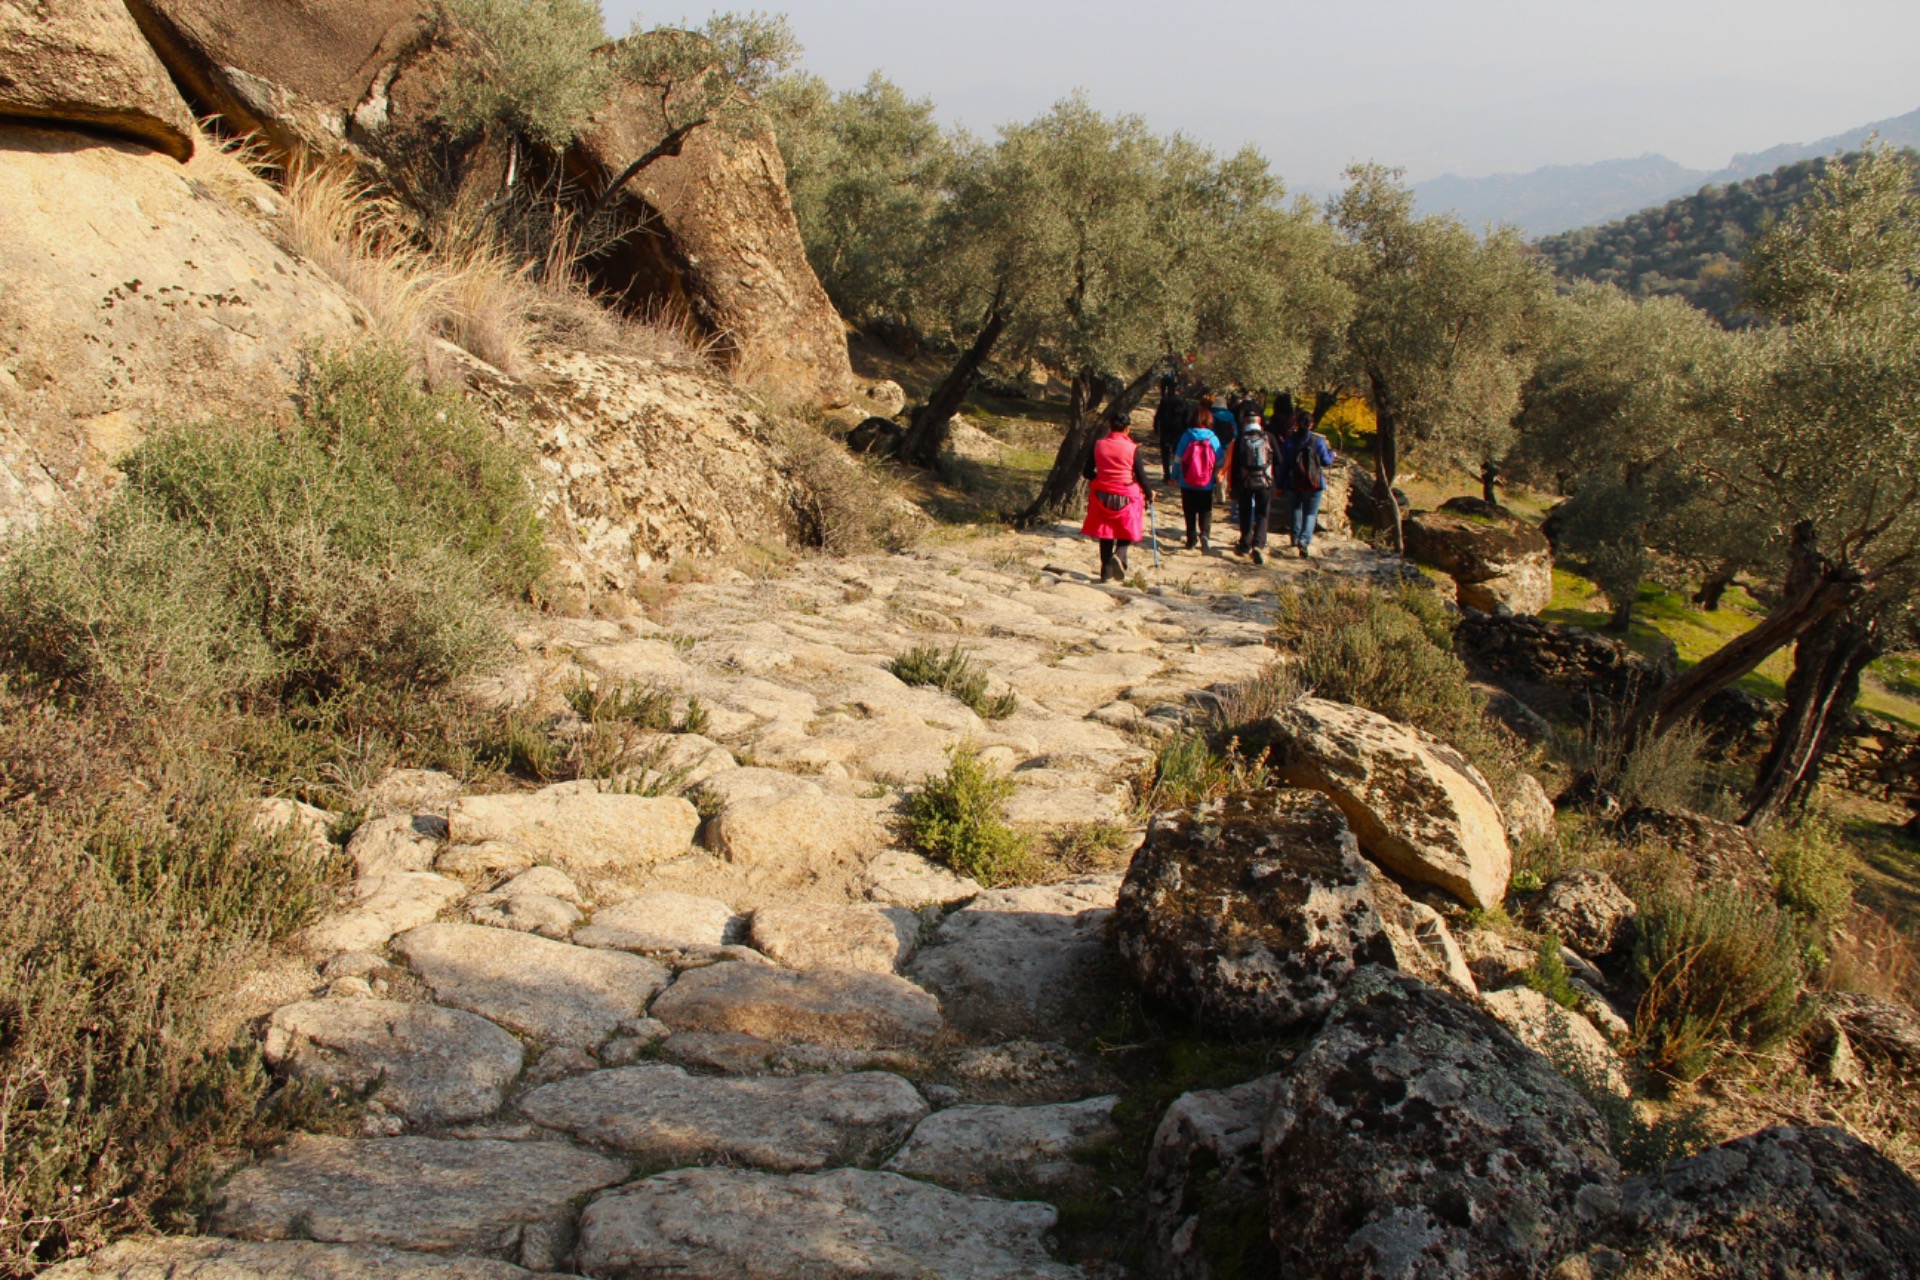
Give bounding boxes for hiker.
[1081,412,1150,582]
[1152,382,1188,482]
[1223,411,1276,563]
[1210,396,1241,528]
[1279,407,1337,558]
[1172,398,1223,551]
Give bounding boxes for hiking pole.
[1149,490,1161,570]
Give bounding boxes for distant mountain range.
[1414,106,1920,237]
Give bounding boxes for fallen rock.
[1372,875,1480,998]
[576,1168,1080,1280]
[36,1237,545,1279]
[1114,790,1394,1034]
[1482,987,1630,1096]
[1144,1077,1283,1280]
[650,963,941,1052]
[210,1135,629,1266]
[1264,698,1513,910]
[883,1096,1120,1196]
[520,1064,927,1172]
[305,873,464,954]
[347,815,443,879]
[446,790,699,885]
[264,1000,523,1126]
[1263,968,1620,1278]
[907,877,1121,1039]
[1825,991,1920,1071]
[1504,771,1557,845]
[392,923,667,1047]
[1591,1125,1920,1279]
[1404,499,1552,616]
[1522,869,1637,957]
[574,890,737,954]
[865,847,983,908]
[0,0,196,159]
[749,903,918,974]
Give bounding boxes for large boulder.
[1263,698,1513,911]
[0,124,359,535]
[1262,968,1621,1279]
[573,74,854,407]
[0,0,196,159]
[1113,790,1395,1035]
[1589,1125,1920,1279]
[121,0,430,157]
[1521,869,1637,958]
[1403,498,1552,616]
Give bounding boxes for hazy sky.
[604,0,1920,190]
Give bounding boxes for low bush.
[774,414,922,556]
[0,347,542,713]
[1524,934,1582,1010]
[903,742,1043,886]
[1763,814,1855,934]
[0,697,341,1270]
[888,644,1018,720]
[1541,1020,1711,1174]
[1557,712,1719,815]
[1630,886,1814,1083]
[1139,732,1270,812]
[1270,579,1522,791]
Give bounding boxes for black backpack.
[1238,430,1273,489]
[1292,433,1325,492]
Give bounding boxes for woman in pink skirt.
[1080,412,1151,582]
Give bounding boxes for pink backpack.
[1180,438,1217,488]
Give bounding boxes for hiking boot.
[1184,536,1196,551]
[1250,548,1264,565]
[1200,537,1210,553]
[1298,545,1310,559]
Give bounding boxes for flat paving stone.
[264,1000,523,1126]
[650,963,942,1051]
[576,1167,1082,1280]
[210,1135,628,1264]
[519,1064,927,1172]
[37,1238,543,1279]
[885,1096,1121,1196]
[748,903,918,973]
[392,923,667,1047]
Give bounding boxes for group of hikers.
[1080,380,1337,583]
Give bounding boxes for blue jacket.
[1278,431,1336,492]
[1210,407,1240,456]
[1173,426,1222,490]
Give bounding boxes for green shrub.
[437,0,613,147]
[0,698,341,1270]
[0,347,542,712]
[1140,732,1270,812]
[1764,814,1855,933]
[903,742,1042,886]
[889,644,1018,719]
[1525,934,1583,1010]
[1540,1019,1711,1175]
[1558,713,1717,814]
[1630,887,1814,1083]
[1270,579,1520,790]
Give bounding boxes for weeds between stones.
[902,743,1046,886]
[889,644,1019,720]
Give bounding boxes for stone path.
[49,519,1404,1280]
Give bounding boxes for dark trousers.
[1180,488,1213,546]
[1158,435,1179,480]
[1235,489,1272,549]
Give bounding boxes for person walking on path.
[1172,400,1223,552]
[1081,412,1151,581]
[1278,408,1337,558]
[1152,381,1188,483]
[1223,413,1276,563]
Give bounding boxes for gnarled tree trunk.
[897,299,1010,469]
[1367,371,1404,551]
[1632,521,1864,740]
[1694,559,1739,611]
[1743,608,1881,828]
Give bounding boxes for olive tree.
[1324,165,1548,547]
[1625,146,1920,822]
[765,72,957,327]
